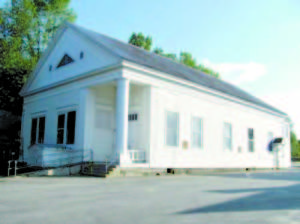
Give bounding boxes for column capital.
[116,77,130,82]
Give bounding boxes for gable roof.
[23,22,286,117]
[66,23,286,116]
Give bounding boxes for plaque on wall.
[182,140,189,150]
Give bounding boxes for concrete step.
[81,163,116,177]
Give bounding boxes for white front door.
[93,105,114,161]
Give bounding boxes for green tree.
[0,0,76,72]
[290,131,300,157]
[128,32,152,51]
[0,67,27,115]
[0,0,76,115]
[129,32,220,78]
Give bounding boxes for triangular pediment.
[57,54,74,68]
[21,25,121,95]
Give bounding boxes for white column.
[115,78,130,165]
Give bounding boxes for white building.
[20,22,291,170]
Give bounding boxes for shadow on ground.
[175,171,300,214]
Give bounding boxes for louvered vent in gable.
[57,54,74,68]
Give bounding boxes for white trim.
[56,104,78,112]
[21,63,122,97]
[122,61,287,118]
[31,110,47,116]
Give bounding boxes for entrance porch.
[82,78,151,167]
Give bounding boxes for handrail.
[128,149,146,163]
[8,148,93,176]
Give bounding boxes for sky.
[70,0,300,134]
[30,0,298,135]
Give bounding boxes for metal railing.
[128,149,146,163]
[7,148,94,177]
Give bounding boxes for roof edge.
[122,60,288,118]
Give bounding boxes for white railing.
[7,160,17,177]
[128,149,146,163]
[8,148,94,176]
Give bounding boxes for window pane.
[57,114,65,144]
[192,133,198,147]
[224,123,232,150]
[248,128,254,139]
[30,118,37,145]
[57,130,64,144]
[166,112,178,146]
[38,117,45,144]
[192,117,202,148]
[197,131,202,147]
[248,128,255,152]
[249,141,254,152]
[67,111,76,144]
[58,114,65,129]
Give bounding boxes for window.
[248,128,254,152]
[57,111,76,144]
[166,111,179,147]
[80,51,84,59]
[57,114,65,144]
[67,111,76,144]
[38,117,45,143]
[192,117,203,148]
[30,116,46,145]
[57,54,74,68]
[30,118,37,145]
[128,113,138,121]
[224,123,232,150]
[49,65,52,71]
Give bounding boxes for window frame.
[248,128,255,152]
[30,115,46,145]
[191,116,203,149]
[165,110,179,147]
[56,109,77,145]
[223,122,232,151]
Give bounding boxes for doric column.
[115,78,130,164]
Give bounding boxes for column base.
[120,152,132,166]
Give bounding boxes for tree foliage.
[0,0,76,72]
[128,32,152,51]
[0,67,27,115]
[0,0,76,116]
[291,131,300,157]
[129,32,220,78]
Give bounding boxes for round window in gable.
[80,51,84,59]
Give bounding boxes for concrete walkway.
[1,170,300,224]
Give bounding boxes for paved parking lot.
[1,170,300,224]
